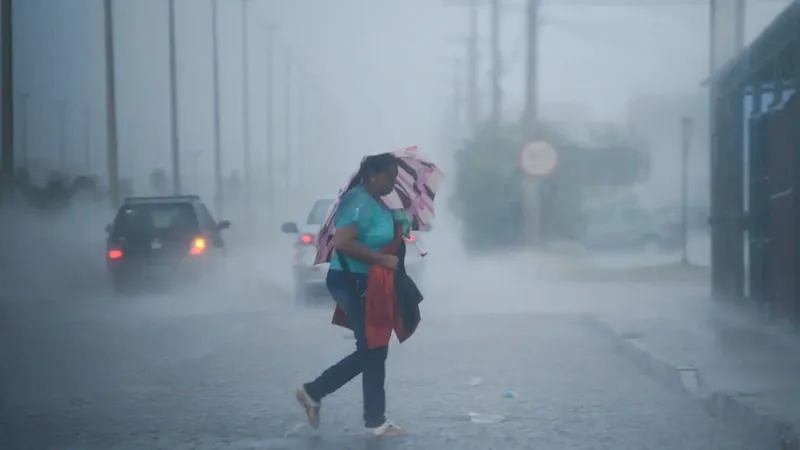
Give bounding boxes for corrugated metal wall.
[740,89,798,323]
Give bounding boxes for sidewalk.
[589,295,800,449]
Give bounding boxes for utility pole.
[708,0,746,295]
[523,0,539,140]
[490,0,501,126]
[211,0,223,215]
[19,93,29,170]
[264,25,276,220]
[467,0,480,132]
[295,65,305,196]
[284,51,292,214]
[83,107,91,173]
[521,0,542,247]
[184,150,202,191]
[167,0,182,195]
[681,116,692,265]
[1,0,14,195]
[57,101,66,171]
[452,58,464,142]
[240,0,252,214]
[103,0,120,207]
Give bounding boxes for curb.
[582,315,800,450]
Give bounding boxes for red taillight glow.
[404,234,416,243]
[190,237,207,255]
[107,249,123,260]
[300,234,313,245]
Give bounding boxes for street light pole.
[211,0,224,216]
[0,0,13,193]
[681,116,692,265]
[283,51,292,214]
[522,0,542,247]
[84,107,91,173]
[523,0,539,139]
[467,0,479,131]
[167,0,182,195]
[490,0,502,126]
[19,93,29,170]
[264,25,276,219]
[57,101,66,171]
[103,0,120,207]
[241,0,252,214]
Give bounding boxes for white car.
[280,198,427,306]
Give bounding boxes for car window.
[114,203,199,236]
[307,199,334,225]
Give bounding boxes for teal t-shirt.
[329,186,396,274]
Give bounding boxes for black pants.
[303,269,389,428]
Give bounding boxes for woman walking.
[294,152,421,437]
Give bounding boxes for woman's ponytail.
[342,153,397,195]
[343,157,369,194]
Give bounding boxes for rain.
[1,0,799,449]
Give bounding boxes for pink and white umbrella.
[314,146,444,265]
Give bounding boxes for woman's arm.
[330,190,398,270]
[332,224,385,265]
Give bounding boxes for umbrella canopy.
[314,146,443,265]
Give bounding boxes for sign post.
[520,140,558,247]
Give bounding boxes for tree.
[450,118,644,251]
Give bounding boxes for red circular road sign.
[520,140,558,176]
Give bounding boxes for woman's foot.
[368,421,406,437]
[295,386,320,428]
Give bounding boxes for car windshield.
[115,203,199,237]
[306,199,334,225]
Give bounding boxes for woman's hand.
[378,254,399,271]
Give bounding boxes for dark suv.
[105,195,231,293]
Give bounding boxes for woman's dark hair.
[344,153,398,192]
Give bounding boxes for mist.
[1,0,798,448]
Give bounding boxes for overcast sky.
[5,0,790,205]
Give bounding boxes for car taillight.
[190,237,207,255]
[107,249,123,260]
[300,234,314,245]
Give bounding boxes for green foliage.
[451,120,579,251]
[14,169,101,211]
[451,119,647,252]
[451,122,523,251]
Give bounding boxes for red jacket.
[331,226,421,349]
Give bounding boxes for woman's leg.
[362,345,404,435]
[361,345,388,428]
[297,271,368,427]
[298,271,401,434]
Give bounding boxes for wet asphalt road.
[0,256,763,450]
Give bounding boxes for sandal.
[368,421,406,437]
[295,386,321,428]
